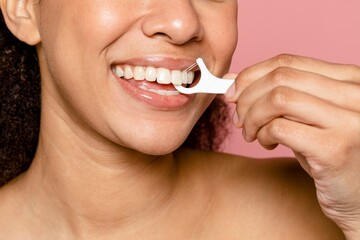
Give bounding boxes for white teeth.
[138,84,179,96]
[181,71,188,84]
[187,71,194,84]
[157,68,171,84]
[113,64,195,86]
[134,66,145,81]
[124,65,133,79]
[171,70,182,86]
[145,67,157,82]
[115,66,124,78]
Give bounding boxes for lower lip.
[112,73,195,110]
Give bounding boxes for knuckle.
[346,64,360,81]
[266,119,286,141]
[273,54,295,67]
[237,66,254,87]
[238,66,252,80]
[269,67,291,86]
[268,86,292,109]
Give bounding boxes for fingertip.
[223,73,238,79]
[223,73,239,101]
[225,83,236,100]
[232,111,239,126]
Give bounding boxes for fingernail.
[225,83,235,99]
[242,129,247,141]
[232,111,239,126]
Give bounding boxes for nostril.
[147,31,170,41]
[141,6,204,45]
[154,32,168,38]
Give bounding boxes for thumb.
[223,73,238,101]
[222,72,238,79]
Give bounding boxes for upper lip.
[110,56,199,71]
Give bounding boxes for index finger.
[226,54,360,102]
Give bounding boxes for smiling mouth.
[111,64,198,96]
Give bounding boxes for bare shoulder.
[0,177,31,240]
[176,148,345,239]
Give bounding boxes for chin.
[120,129,190,156]
[138,137,187,156]
[134,144,181,156]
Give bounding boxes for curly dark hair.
[0,11,230,187]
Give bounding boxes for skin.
[0,0,357,239]
[226,55,360,239]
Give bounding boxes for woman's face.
[36,0,238,154]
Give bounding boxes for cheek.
[75,2,136,49]
[37,0,138,100]
[197,2,238,72]
[212,13,238,63]
[39,1,137,56]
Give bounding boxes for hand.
[225,54,360,239]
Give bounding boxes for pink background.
[223,0,360,157]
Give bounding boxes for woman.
[0,0,359,239]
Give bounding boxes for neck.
[18,104,181,238]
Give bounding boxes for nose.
[141,0,204,45]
